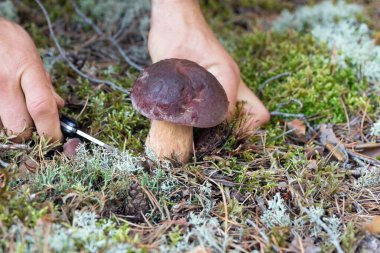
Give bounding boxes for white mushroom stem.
[145,120,193,163]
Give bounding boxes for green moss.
[51,60,148,152]
[0,186,49,229]
[229,31,374,123]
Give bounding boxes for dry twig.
[0,143,31,151]
[34,0,130,94]
[69,0,143,71]
[259,72,291,93]
[271,98,307,119]
[346,149,380,167]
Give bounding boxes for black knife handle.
[60,114,78,138]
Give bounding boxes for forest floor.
[1,0,380,252]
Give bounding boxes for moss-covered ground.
[1,0,380,252]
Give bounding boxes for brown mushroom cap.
[131,58,229,128]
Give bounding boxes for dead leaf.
[326,143,347,162]
[288,236,320,253]
[18,155,39,180]
[305,145,324,159]
[319,124,339,146]
[356,145,380,161]
[286,119,306,139]
[306,160,318,170]
[63,138,82,158]
[364,216,380,235]
[319,124,348,162]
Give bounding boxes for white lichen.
[370,120,380,136]
[199,182,213,213]
[261,193,291,228]
[273,0,362,32]
[8,211,137,253]
[77,0,150,28]
[159,213,231,253]
[75,144,144,174]
[48,225,75,252]
[48,211,134,253]
[0,0,19,22]
[355,166,380,188]
[311,20,380,84]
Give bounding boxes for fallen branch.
[271,98,306,119]
[270,111,306,119]
[346,149,380,167]
[270,98,318,134]
[0,143,31,151]
[259,72,291,93]
[344,142,380,149]
[34,0,130,94]
[325,143,348,163]
[69,0,143,72]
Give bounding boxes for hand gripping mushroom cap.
[131,58,228,128]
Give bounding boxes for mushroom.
[131,58,228,163]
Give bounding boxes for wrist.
[151,0,206,32]
[152,0,198,6]
[151,0,202,22]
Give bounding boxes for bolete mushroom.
[131,58,228,163]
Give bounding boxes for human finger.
[237,79,270,130]
[45,71,65,110]
[0,84,33,141]
[21,64,63,142]
[207,63,239,119]
[53,91,65,110]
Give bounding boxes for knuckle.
[227,60,240,78]
[0,59,13,85]
[0,67,10,84]
[28,97,55,118]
